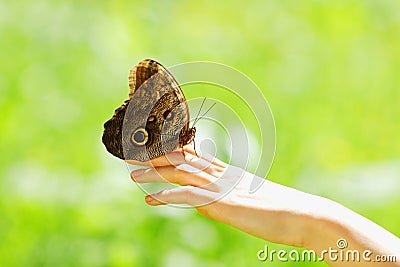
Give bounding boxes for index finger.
[125,149,187,167]
[125,145,228,169]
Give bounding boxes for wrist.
[301,195,348,252]
[301,195,400,266]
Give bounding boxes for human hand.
[128,146,400,266]
[128,146,322,248]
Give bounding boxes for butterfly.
[102,59,196,162]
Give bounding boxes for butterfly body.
[102,59,195,161]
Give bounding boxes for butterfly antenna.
[192,97,207,126]
[192,102,216,127]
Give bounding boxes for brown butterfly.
[102,59,196,162]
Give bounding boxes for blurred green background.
[1,1,399,266]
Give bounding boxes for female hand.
[128,146,400,266]
[128,146,326,248]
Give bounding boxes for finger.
[131,165,219,191]
[145,186,218,207]
[126,147,227,175]
[183,145,228,168]
[125,150,186,167]
[183,153,225,176]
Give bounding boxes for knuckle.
[171,166,184,178]
[159,189,173,200]
[182,186,196,197]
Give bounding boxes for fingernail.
[177,163,198,173]
[131,168,146,177]
[130,173,137,181]
[145,195,154,203]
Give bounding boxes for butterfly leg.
[193,139,200,158]
[180,146,188,161]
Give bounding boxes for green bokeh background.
[1,1,399,266]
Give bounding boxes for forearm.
[304,196,400,266]
[130,149,400,266]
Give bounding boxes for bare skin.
[127,146,400,266]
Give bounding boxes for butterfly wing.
[128,59,190,129]
[102,59,191,161]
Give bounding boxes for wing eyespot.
[131,128,148,146]
[163,110,174,121]
[147,115,156,123]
